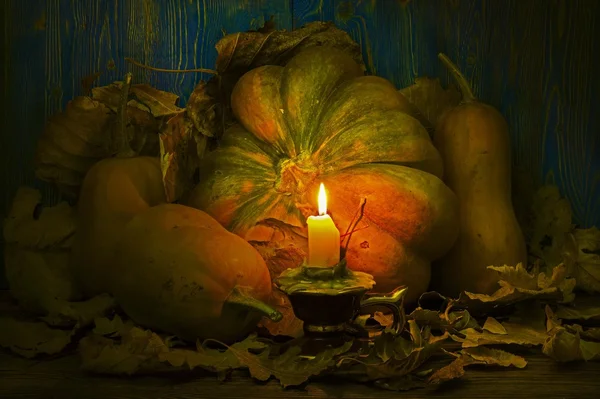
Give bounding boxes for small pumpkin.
[429,54,527,297]
[186,47,459,303]
[111,203,279,343]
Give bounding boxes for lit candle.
[307,183,341,267]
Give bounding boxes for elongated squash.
[430,54,527,297]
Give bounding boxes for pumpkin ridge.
[274,152,318,195]
[188,47,459,303]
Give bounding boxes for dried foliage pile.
[2,21,600,392]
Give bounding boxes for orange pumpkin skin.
[186,47,459,303]
[70,156,166,297]
[111,204,273,343]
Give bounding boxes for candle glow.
[307,183,341,267]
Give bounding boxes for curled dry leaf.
[34,96,112,197]
[0,316,75,358]
[336,321,449,384]
[563,227,600,294]
[186,21,364,141]
[40,294,116,329]
[452,321,547,348]
[3,187,79,314]
[482,317,508,335]
[543,306,600,362]
[159,112,206,202]
[556,296,600,322]
[225,339,352,388]
[408,307,479,334]
[428,347,527,385]
[460,346,527,368]
[36,81,180,198]
[257,289,304,339]
[458,263,576,315]
[80,327,172,375]
[91,82,182,118]
[398,77,461,135]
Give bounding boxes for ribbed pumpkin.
[186,47,459,303]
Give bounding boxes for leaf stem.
[125,57,218,75]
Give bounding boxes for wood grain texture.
[0,352,599,399]
[292,0,600,228]
[0,0,293,287]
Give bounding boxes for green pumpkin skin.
[186,47,458,303]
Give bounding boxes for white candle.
[307,183,340,267]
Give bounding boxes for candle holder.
[274,249,407,350]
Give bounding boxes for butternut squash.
[69,156,166,297]
[430,53,527,297]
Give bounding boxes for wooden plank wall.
[1,0,598,287]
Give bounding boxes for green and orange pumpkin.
[186,46,459,303]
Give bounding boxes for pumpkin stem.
[225,286,283,322]
[438,53,476,103]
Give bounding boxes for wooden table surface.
[1,351,599,399]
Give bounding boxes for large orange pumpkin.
[186,47,459,303]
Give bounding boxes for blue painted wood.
[292,0,600,229]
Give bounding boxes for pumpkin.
[110,203,278,343]
[69,156,166,297]
[429,54,527,297]
[186,46,459,303]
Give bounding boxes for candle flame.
[318,183,327,215]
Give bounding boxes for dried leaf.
[0,316,75,358]
[159,112,204,202]
[337,322,448,382]
[428,347,526,385]
[373,311,395,328]
[565,227,600,293]
[3,187,76,250]
[40,294,116,329]
[488,263,538,290]
[460,347,527,368]
[34,96,112,197]
[543,306,600,362]
[458,263,575,315]
[529,185,574,269]
[409,307,479,333]
[3,187,79,314]
[215,21,363,77]
[92,82,182,118]
[127,84,183,117]
[186,21,364,141]
[398,77,461,134]
[93,314,135,337]
[427,357,466,384]
[563,324,600,342]
[186,81,219,138]
[223,336,351,387]
[249,220,308,281]
[453,321,546,348]
[257,290,304,338]
[556,296,600,321]
[79,327,171,375]
[482,317,508,335]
